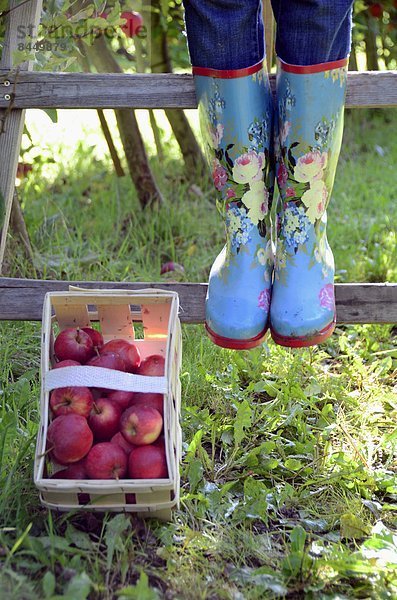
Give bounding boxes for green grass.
[0,109,397,599]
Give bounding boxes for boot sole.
[205,323,268,350]
[270,318,336,348]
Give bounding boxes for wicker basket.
[34,287,182,520]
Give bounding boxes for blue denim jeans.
[183,0,354,69]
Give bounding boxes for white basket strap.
[44,366,168,394]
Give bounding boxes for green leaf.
[340,513,371,540]
[105,514,131,572]
[188,458,203,492]
[186,429,203,456]
[116,571,159,599]
[64,572,92,600]
[41,108,58,123]
[290,525,306,553]
[234,399,252,447]
[253,380,278,397]
[284,458,304,471]
[42,571,56,598]
[65,524,92,550]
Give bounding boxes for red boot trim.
[270,317,336,348]
[192,61,264,79]
[278,57,348,74]
[205,322,268,350]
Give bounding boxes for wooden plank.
[0,71,396,110]
[0,0,43,274]
[0,279,396,324]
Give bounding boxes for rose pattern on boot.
[202,79,273,272]
[194,65,275,344]
[270,62,348,343]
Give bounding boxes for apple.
[54,327,95,363]
[107,390,135,411]
[88,398,122,441]
[111,432,135,455]
[47,414,93,464]
[152,434,165,449]
[86,351,126,372]
[100,339,140,373]
[369,3,383,18]
[50,386,94,418]
[128,444,168,479]
[91,387,104,401]
[53,359,81,369]
[120,11,144,37]
[131,392,164,416]
[85,442,127,479]
[160,261,185,275]
[51,461,87,479]
[120,405,163,446]
[138,354,165,376]
[81,327,104,351]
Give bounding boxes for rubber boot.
[270,58,348,347]
[193,62,274,349]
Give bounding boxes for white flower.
[242,181,269,225]
[294,151,328,183]
[232,150,265,184]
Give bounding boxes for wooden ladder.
[0,0,397,327]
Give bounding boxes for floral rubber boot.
[193,62,274,349]
[270,58,348,347]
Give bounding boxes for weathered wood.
[0,0,43,274]
[0,279,396,324]
[0,71,396,110]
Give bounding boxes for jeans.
[183,0,354,69]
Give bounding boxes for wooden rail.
[1,71,397,110]
[0,279,396,324]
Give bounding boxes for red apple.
[100,339,141,373]
[120,11,144,37]
[152,434,165,450]
[111,432,135,455]
[369,3,383,18]
[138,354,165,376]
[53,359,81,369]
[107,390,135,411]
[50,461,87,479]
[120,405,163,446]
[47,414,93,465]
[54,327,95,363]
[85,443,127,479]
[128,444,168,479]
[81,327,104,351]
[86,351,126,372]
[160,261,185,275]
[88,398,122,441]
[91,387,104,401]
[50,386,94,418]
[131,392,164,416]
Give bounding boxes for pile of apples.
[46,326,168,481]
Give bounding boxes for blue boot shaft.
[194,63,274,348]
[271,59,348,346]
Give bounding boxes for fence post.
[0,0,43,273]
